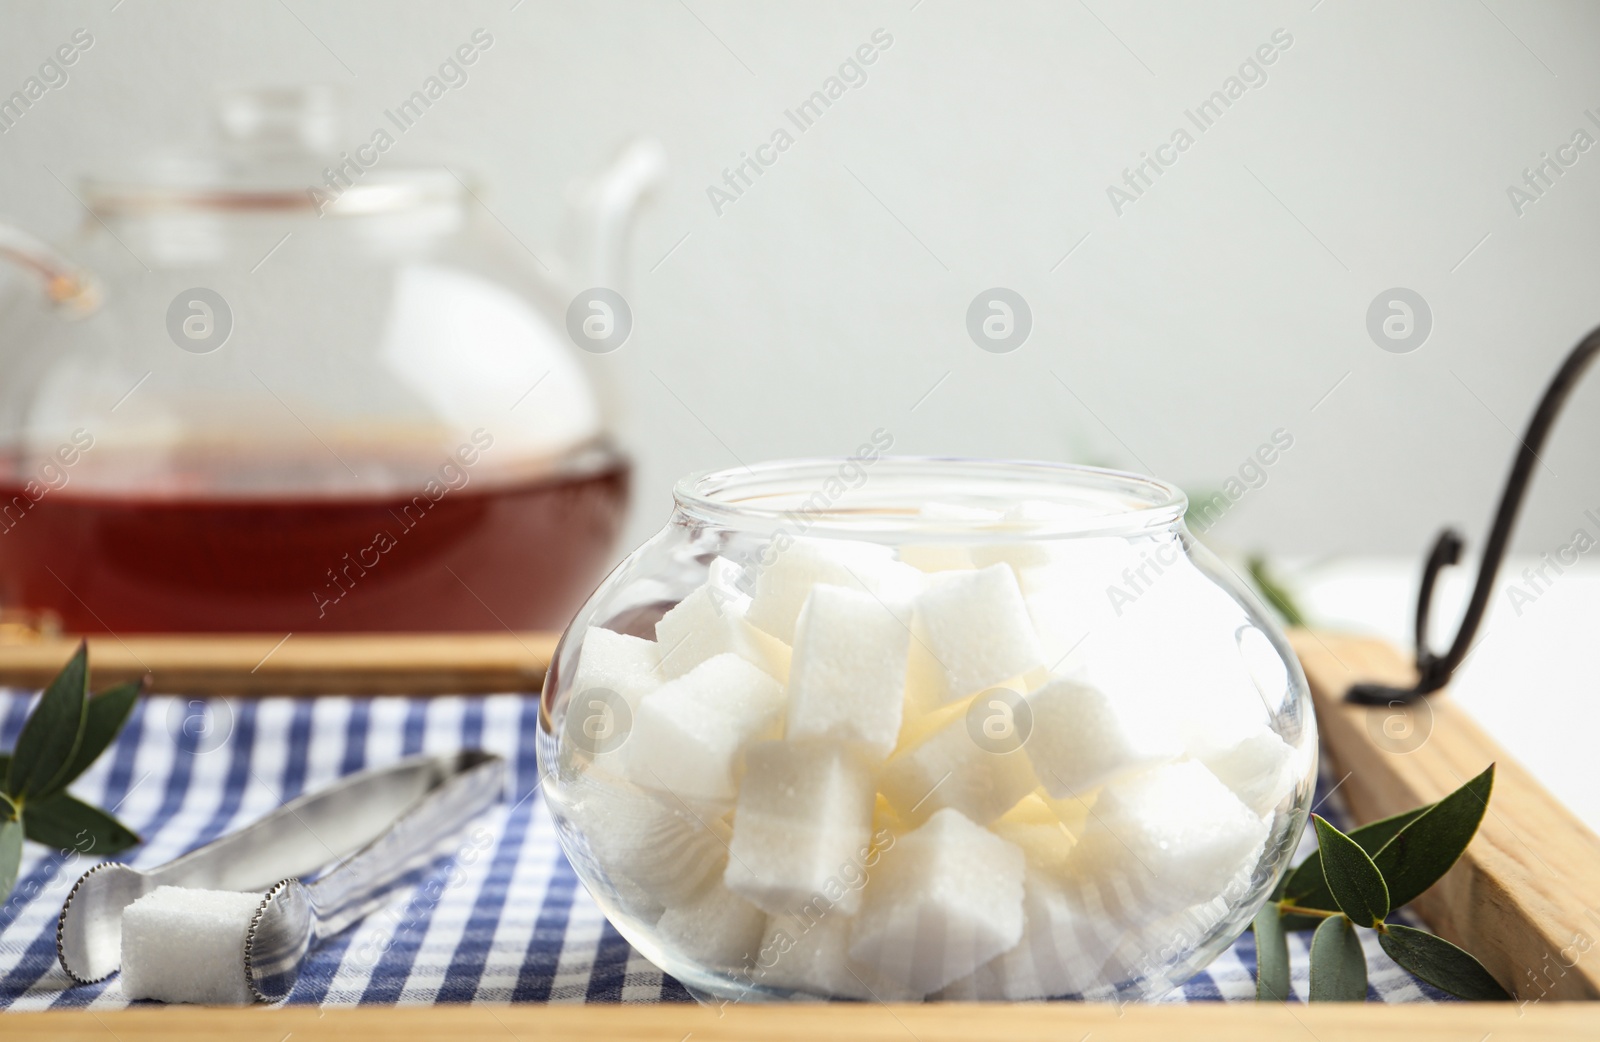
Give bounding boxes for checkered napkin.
[0,690,1449,1009]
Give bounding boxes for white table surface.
[1292,555,1600,834]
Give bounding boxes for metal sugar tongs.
[56,749,504,1001]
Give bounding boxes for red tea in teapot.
[0,443,628,633]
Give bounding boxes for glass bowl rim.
[672,456,1189,540]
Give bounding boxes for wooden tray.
[0,630,1594,1038]
[0,633,557,695]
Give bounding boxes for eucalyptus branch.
[1269,903,1340,920]
[0,645,143,905]
[1252,764,1510,1002]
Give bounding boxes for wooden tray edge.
[0,633,558,695]
[1,999,1593,1040]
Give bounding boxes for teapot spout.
[0,220,101,316]
[560,137,666,293]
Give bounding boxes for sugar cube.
[567,773,732,908]
[754,913,876,999]
[849,808,1025,996]
[572,625,659,686]
[120,886,262,1005]
[1197,726,1301,817]
[1084,555,1278,746]
[745,538,922,644]
[1068,761,1268,912]
[629,653,785,804]
[911,565,1044,703]
[880,706,1038,826]
[785,584,910,760]
[655,582,791,683]
[725,741,876,916]
[707,553,753,600]
[1016,583,1091,673]
[1024,677,1179,797]
[565,627,663,775]
[1011,536,1146,672]
[656,877,767,971]
[950,870,1117,1000]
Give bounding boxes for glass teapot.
[0,87,662,634]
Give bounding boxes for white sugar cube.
[655,582,790,683]
[707,553,753,600]
[848,808,1025,996]
[1069,761,1268,912]
[1011,536,1147,672]
[567,774,731,908]
[1024,677,1179,797]
[656,877,767,972]
[911,565,1044,703]
[880,706,1037,826]
[629,653,784,803]
[946,870,1115,1000]
[725,741,876,916]
[566,627,662,775]
[785,585,910,760]
[1197,726,1301,817]
[755,914,875,999]
[120,886,261,1005]
[572,625,659,683]
[745,538,923,644]
[1017,578,1092,674]
[1083,553,1278,747]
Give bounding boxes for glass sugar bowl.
[538,457,1316,1002]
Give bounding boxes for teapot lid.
[83,86,465,217]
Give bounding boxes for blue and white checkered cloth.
[0,690,1449,1009]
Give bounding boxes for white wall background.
[4,0,1600,567]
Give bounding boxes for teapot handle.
[561,137,667,293]
[0,220,100,315]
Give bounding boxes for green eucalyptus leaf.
[1371,764,1495,909]
[1313,815,1390,927]
[1285,805,1430,916]
[22,791,139,856]
[0,814,21,907]
[1378,923,1510,1001]
[1309,915,1368,1001]
[1247,555,1308,627]
[1252,903,1290,1001]
[5,643,89,800]
[51,679,142,793]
